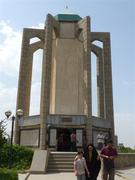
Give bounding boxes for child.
[74,151,90,180]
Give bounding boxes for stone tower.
[15,12,114,150]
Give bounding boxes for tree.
[0,119,7,149]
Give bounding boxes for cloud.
[0,83,17,117]
[0,21,44,77]
[0,20,43,119]
[0,20,22,76]
[30,23,44,29]
[115,113,135,148]
[0,20,21,120]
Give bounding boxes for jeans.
[102,168,115,180]
[77,174,86,180]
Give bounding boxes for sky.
[0,0,135,148]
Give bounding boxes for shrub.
[0,119,7,149]
[118,146,135,153]
[0,168,18,180]
[0,144,33,170]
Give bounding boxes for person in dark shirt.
[70,131,77,152]
[100,140,118,180]
[84,144,101,180]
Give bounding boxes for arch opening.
[30,37,41,44]
[29,49,43,115]
[91,52,98,116]
[92,40,103,48]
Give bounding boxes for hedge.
[0,168,18,180]
[0,144,33,170]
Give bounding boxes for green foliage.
[12,145,33,169]
[118,146,135,153]
[0,119,33,179]
[0,144,33,170]
[0,119,33,171]
[0,119,7,149]
[0,168,18,180]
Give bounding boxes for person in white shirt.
[74,151,90,180]
[97,132,105,150]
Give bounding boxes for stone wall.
[115,153,135,169]
[20,129,40,147]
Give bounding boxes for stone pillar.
[40,14,53,150]
[97,48,105,118]
[103,34,114,138]
[15,29,33,144]
[79,17,92,143]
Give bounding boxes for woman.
[83,144,101,180]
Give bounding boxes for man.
[100,140,118,180]
[104,133,110,146]
[70,131,77,152]
[97,132,104,150]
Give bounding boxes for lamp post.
[5,109,23,168]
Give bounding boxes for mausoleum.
[14,11,115,151]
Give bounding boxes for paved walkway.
[116,167,135,180]
[19,167,135,180]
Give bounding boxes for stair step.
[50,158,75,161]
[47,152,76,173]
[50,155,75,158]
[50,152,77,154]
[50,154,76,157]
[48,161,73,165]
[47,168,74,172]
[50,155,76,158]
[48,165,73,167]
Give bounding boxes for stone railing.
[47,114,86,125]
[115,153,135,169]
[92,116,111,129]
[18,115,40,126]
[18,114,86,127]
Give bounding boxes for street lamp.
[5,109,23,168]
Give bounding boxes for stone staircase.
[47,152,77,173]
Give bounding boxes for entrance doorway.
[57,128,71,151]
[49,127,84,151]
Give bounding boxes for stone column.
[97,48,105,118]
[103,34,114,138]
[15,29,33,144]
[79,17,92,143]
[40,14,53,150]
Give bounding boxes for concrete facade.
[15,12,115,149]
[50,38,84,115]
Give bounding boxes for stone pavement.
[116,167,135,180]
[18,167,135,180]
